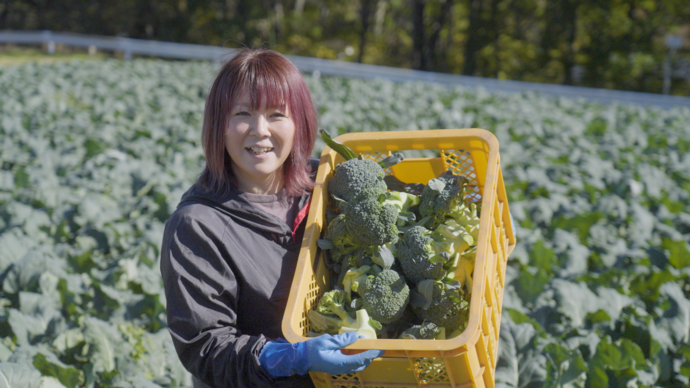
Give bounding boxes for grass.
[0,46,108,65]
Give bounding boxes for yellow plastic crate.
[282,128,516,388]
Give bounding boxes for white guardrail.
[2,30,689,109]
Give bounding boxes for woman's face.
[225,91,296,194]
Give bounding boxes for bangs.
[229,61,289,111]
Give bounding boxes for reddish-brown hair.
[198,48,318,197]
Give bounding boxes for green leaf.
[495,316,546,388]
[317,239,335,250]
[515,267,549,305]
[373,246,395,270]
[32,353,84,387]
[544,342,587,388]
[587,336,650,388]
[506,308,542,331]
[662,238,690,269]
[379,153,404,168]
[409,280,434,310]
[383,175,425,194]
[529,240,557,273]
[0,362,42,388]
[319,129,356,160]
[551,212,604,242]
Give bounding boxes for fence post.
[118,37,133,61]
[43,30,55,54]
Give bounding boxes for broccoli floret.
[322,214,360,270]
[395,226,451,284]
[411,282,469,331]
[400,322,441,340]
[360,269,410,324]
[314,289,356,328]
[342,195,399,247]
[328,158,388,208]
[419,175,470,229]
[326,214,356,249]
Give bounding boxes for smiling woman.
[159,48,384,388]
[198,49,317,197]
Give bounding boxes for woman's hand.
[306,332,385,375]
[259,332,385,377]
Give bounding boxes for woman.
[159,48,384,388]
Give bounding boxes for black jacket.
[160,160,318,388]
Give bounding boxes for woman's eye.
[271,112,286,118]
[235,111,250,116]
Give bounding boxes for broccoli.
[452,247,476,292]
[395,226,446,284]
[328,158,388,208]
[419,174,470,229]
[322,214,359,269]
[359,269,410,324]
[432,220,474,256]
[326,213,357,249]
[314,289,356,328]
[342,195,399,247]
[382,191,420,227]
[339,309,382,340]
[308,310,344,334]
[341,265,372,300]
[411,282,469,331]
[395,215,476,285]
[400,322,441,340]
[447,203,481,241]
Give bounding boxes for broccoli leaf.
[383,175,426,195]
[319,129,357,160]
[373,245,395,270]
[379,153,404,168]
[317,239,335,250]
[409,280,435,310]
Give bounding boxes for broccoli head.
[326,213,356,249]
[419,175,469,229]
[395,226,452,284]
[400,322,441,340]
[342,195,399,247]
[360,269,410,324]
[411,282,469,331]
[328,158,388,207]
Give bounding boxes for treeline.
[1,0,689,94]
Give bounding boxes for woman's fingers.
[328,331,360,348]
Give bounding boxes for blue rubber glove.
[259,332,385,377]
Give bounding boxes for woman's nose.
[250,114,271,137]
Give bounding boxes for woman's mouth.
[246,147,274,155]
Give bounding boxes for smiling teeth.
[248,147,273,154]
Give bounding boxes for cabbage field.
[1,59,690,387]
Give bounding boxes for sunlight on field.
[0,46,108,65]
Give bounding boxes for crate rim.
[282,128,505,353]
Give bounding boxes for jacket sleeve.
[160,211,276,388]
